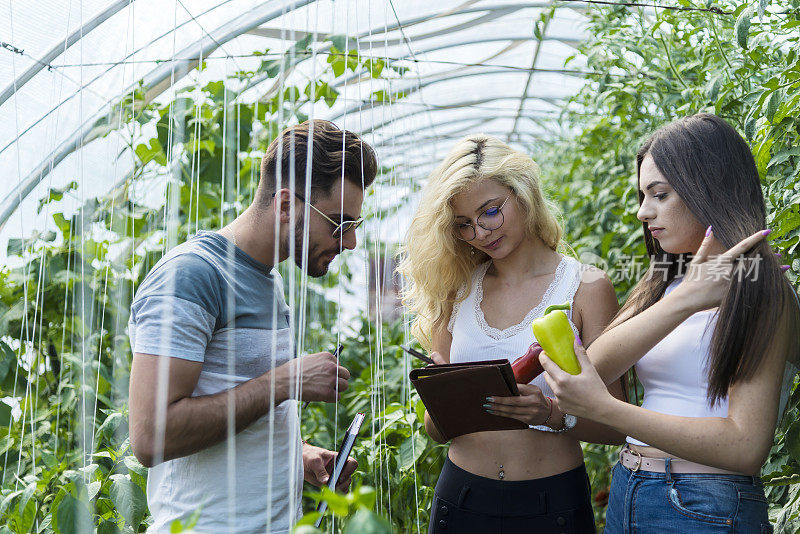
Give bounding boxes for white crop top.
[627,276,723,446]
[448,254,583,432]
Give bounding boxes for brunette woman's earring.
[471,247,475,256]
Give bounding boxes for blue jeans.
[605,460,773,533]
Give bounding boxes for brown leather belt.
[619,447,745,475]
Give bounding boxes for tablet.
[314,412,365,527]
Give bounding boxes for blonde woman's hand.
[670,228,770,312]
[540,339,614,421]
[484,384,552,426]
[429,351,448,365]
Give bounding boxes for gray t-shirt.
[128,231,303,534]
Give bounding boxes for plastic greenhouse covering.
[1,0,591,256]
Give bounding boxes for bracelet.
[542,396,554,426]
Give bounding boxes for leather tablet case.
[409,359,526,441]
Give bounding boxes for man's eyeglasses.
[455,194,512,241]
[277,191,364,239]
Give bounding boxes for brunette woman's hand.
[670,228,770,312]
[540,339,615,421]
[484,384,552,426]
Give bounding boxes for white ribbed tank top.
[448,254,582,432]
[627,276,724,446]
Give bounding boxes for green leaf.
[97,520,121,534]
[735,6,755,49]
[329,35,348,53]
[0,400,12,427]
[755,136,775,178]
[786,420,800,463]
[124,455,148,477]
[414,398,426,425]
[109,474,146,530]
[0,490,23,517]
[18,483,36,530]
[38,181,78,213]
[52,212,70,235]
[318,486,349,516]
[7,238,25,256]
[766,89,782,122]
[343,509,393,534]
[87,481,102,501]
[744,115,757,140]
[769,147,800,168]
[96,412,123,440]
[0,340,14,384]
[706,75,723,102]
[54,494,93,534]
[397,433,426,471]
[351,485,377,510]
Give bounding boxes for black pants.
[428,456,596,534]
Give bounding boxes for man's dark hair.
[256,120,377,203]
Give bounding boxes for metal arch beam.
[246,3,524,99]
[509,0,555,144]
[331,34,583,89]
[343,93,562,137]
[373,111,555,141]
[0,0,317,228]
[378,131,546,157]
[328,68,565,128]
[0,0,135,107]
[374,116,488,145]
[246,1,583,99]
[245,3,526,101]
[347,3,569,49]
[0,0,251,158]
[374,114,550,150]
[387,134,546,175]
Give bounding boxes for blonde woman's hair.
[397,134,565,349]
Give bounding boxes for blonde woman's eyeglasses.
[454,194,511,241]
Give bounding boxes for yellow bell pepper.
[531,302,581,375]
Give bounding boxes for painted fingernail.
[781,265,791,272]
[705,225,713,237]
[763,229,773,236]
[483,403,491,409]
[486,409,494,414]
[486,396,494,402]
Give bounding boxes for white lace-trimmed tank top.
[448,254,583,432]
[627,276,724,446]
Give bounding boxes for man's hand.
[302,442,358,492]
[275,352,351,402]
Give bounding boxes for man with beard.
[127,120,377,533]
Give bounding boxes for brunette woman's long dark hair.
[609,113,800,405]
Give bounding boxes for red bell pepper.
[511,342,545,383]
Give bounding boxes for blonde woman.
[399,135,625,533]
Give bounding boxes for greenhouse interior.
[2,0,800,532]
